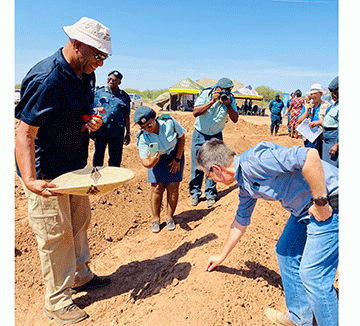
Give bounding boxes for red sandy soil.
[14,105,338,325]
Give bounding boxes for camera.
[219,88,232,102]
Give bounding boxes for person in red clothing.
[285,89,304,138]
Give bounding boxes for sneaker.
[264,308,295,326]
[166,218,176,231]
[207,198,216,208]
[71,274,111,293]
[151,221,160,233]
[190,197,199,206]
[43,303,88,324]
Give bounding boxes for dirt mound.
[14,104,338,325]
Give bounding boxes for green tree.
[255,86,284,102]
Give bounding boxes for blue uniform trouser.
[270,114,282,134]
[275,213,339,326]
[93,131,124,167]
[189,128,222,200]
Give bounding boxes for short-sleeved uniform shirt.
[136,115,186,159]
[94,86,130,136]
[233,142,339,226]
[15,48,95,179]
[194,88,238,136]
[269,99,284,116]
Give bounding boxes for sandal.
[166,218,176,231]
[151,221,160,233]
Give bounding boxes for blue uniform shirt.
[137,115,186,159]
[194,87,238,135]
[15,48,95,179]
[233,142,339,226]
[269,99,284,116]
[94,86,130,128]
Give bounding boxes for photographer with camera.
[189,77,238,208]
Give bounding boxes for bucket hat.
[63,17,112,55]
[308,83,328,95]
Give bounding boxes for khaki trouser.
[20,179,94,311]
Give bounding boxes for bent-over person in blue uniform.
[197,138,338,326]
[134,106,186,233]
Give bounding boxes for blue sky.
[15,0,338,94]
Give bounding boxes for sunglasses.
[89,46,109,61]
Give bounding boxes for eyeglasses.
[89,46,109,62]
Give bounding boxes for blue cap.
[328,76,338,92]
[217,77,234,89]
[108,70,123,80]
[133,106,156,125]
[275,93,280,97]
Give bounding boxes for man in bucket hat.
[15,17,112,324]
[297,84,331,158]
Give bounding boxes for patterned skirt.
[289,108,302,128]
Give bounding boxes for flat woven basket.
[49,167,135,196]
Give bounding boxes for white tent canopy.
[233,85,260,96]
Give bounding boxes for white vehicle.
[129,93,143,110]
[14,89,21,105]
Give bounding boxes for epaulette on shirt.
[136,129,144,146]
[157,113,172,120]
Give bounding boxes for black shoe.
[71,274,111,293]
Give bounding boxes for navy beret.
[328,76,338,92]
[133,106,156,124]
[108,70,123,80]
[217,77,234,89]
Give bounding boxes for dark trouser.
[93,129,124,167]
[189,128,222,200]
[304,136,323,159]
[270,114,281,134]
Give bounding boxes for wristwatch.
[174,157,181,163]
[311,196,329,206]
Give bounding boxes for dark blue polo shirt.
[15,48,95,179]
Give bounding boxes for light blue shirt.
[194,88,238,135]
[323,103,339,128]
[137,115,186,159]
[234,142,339,226]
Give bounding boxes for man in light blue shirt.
[189,77,239,208]
[197,139,338,326]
